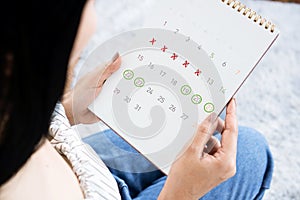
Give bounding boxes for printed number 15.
[138,54,144,61]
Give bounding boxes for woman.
[0,0,273,199]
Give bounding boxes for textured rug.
[75,0,300,199]
[234,1,300,199]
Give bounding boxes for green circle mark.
[191,94,202,104]
[204,102,214,113]
[180,85,192,95]
[123,69,134,80]
[134,77,145,87]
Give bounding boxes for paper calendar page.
[87,0,279,174]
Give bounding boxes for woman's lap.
[83,126,273,200]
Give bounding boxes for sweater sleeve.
[49,103,121,200]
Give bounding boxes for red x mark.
[194,69,201,76]
[149,38,156,45]
[161,45,168,52]
[170,53,178,60]
[182,60,189,68]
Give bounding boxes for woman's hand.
[62,53,121,125]
[158,99,238,200]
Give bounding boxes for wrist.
[61,92,75,125]
[158,178,199,200]
[158,189,197,200]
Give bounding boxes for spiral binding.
[221,0,275,33]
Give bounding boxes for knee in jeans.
[238,126,269,150]
[237,126,273,172]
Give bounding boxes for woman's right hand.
[62,53,121,125]
[158,99,238,200]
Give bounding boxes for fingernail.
[111,52,120,63]
[208,112,218,122]
[233,98,237,107]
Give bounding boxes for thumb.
[96,52,121,87]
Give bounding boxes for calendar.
[87,0,279,174]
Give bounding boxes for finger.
[216,117,225,133]
[220,98,238,154]
[204,136,221,155]
[190,113,219,156]
[97,53,121,87]
[105,52,122,74]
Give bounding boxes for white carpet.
[234,1,300,199]
[76,0,300,199]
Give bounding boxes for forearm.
[65,0,97,92]
[158,185,197,200]
[157,177,204,200]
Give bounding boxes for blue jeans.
[83,126,273,200]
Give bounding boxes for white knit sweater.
[49,103,121,200]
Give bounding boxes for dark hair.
[0,0,86,185]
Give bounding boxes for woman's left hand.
[158,99,238,200]
[62,53,121,125]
